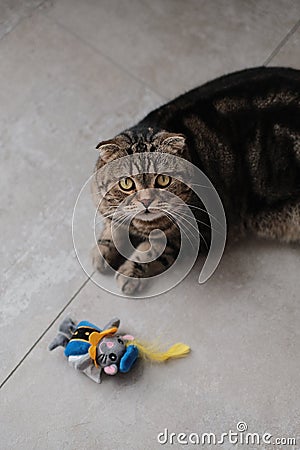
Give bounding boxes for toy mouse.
[49,317,190,383]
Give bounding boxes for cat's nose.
[140,199,152,209]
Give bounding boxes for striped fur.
[92,67,300,294]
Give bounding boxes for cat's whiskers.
[178,202,225,230]
[156,199,219,236]
[173,206,223,236]
[161,208,204,249]
[111,212,136,234]
[165,211,197,249]
[95,211,118,226]
[173,211,207,247]
[123,204,140,211]
[164,208,209,250]
[188,182,212,189]
[95,208,131,229]
[156,201,171,210]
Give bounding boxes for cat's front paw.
[92,244,109,273]
[115,263,146,295]
[91,243,121,274]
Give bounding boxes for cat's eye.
[155,174,171,188]
[119,177,135,191]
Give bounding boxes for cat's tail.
[130,339,190,362]
[48,317,77,351]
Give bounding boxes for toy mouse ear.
[122,334,134,341]
[119,345,138,373]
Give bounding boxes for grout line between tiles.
[263,18,300,65]
[0,0,49,42]
[0,272,94,390]
[42,13,169,102]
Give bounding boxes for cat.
[91,66,300,295]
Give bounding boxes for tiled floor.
[1,1,300,449]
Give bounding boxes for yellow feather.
[129,339,190,362]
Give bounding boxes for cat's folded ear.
[96,136,128,163]
[155,132,186,155]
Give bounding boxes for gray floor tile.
[46,0,300,98]
[268,26,300,68]
[0,0,47,40]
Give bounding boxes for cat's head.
[93,128,193,234]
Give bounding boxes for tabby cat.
[92,67,300,295]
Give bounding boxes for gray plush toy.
[49,317,138,383]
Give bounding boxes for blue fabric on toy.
[64,321,101,357]
[119,345,139,373]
